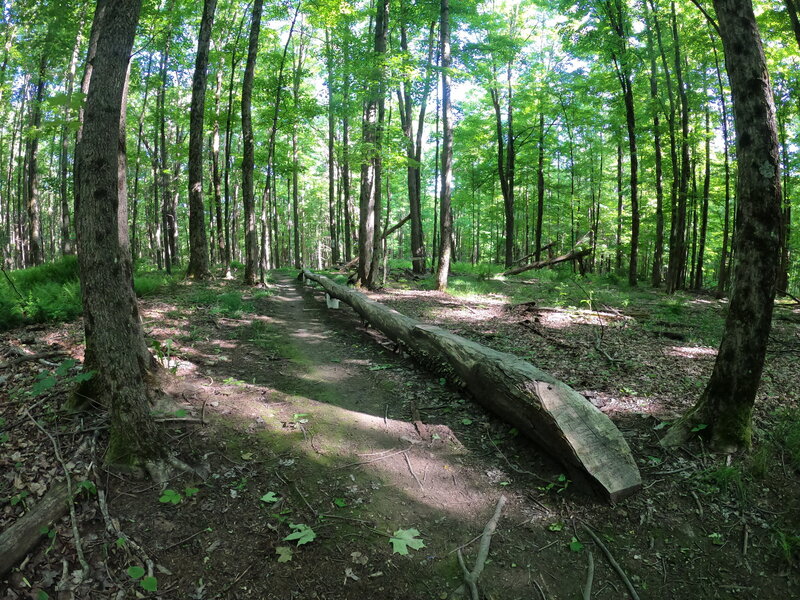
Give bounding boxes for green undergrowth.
[0,257,183,330]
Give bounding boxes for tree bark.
[662,0,782,452]
[436,0,453,291]
[186,0,217,279]
[74,0,164,466]
[358,0,389,289]
[241,0,263,285]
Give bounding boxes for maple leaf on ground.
[283,523,317,546]
[275,546,293,562]
[390,528,425,555]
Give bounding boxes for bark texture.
[74,0,164,466]
[185,0,217,279]
[663,0,782,452]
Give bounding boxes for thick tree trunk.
[436,0,453,291]
[241,0,263,285]
[185,0,217,279]
[24,53,47,266]
[663,0,782,452]
[74,0,164,466]
[301,269,641,501]
[713,40,732,297]
[694,102,711,289]
[645,2,664,286]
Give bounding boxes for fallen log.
[504,232,593,276]
[300,268,641,502]
[0,480,70,578]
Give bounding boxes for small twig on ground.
[336,445,413,469]
[486,428,548,483]
[200,398,208,425]
[456,495,508,600]
[161,527,211,552]
[293,483,318,517]
[690,490,704,517]
[583,550,594,600]
[533,578,548,600]
[448,533,483,555]
[25,410,89,581]
[403,451,424,489]
[742,524,749,557]
[97,487,155,577]
[581,523,640,600]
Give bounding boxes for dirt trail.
[130,273,539,598]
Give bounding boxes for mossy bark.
[663,0,781,453]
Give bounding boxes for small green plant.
[127,565,157,592]
[260,492,280,504]
[540,474,570,494]
[10,491,30,509]
[283,523,316,546]
[774,529,800,565]
[159,486,199,505]
[568,536,584,552]
[27,359,94,398]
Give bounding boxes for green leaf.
[55,359,76,376]
[333,497,347,508]
[241,452,254,460]
[653,421,669,430]
[569,537,584,552]
[461,418,473,425]
[78,480,97,495]
[283,523,316,546]
[30,375,57,396]
[127,566,145,580]
[159,489,182,504]
[390,528,425,555]
[140,576,158,592]
[691,423,708,433]
[72,371,95,383]
[548,522,564,532]
[36,591,50,600]
[115,537,126,549]
[260,492,279,503]
[184,487,199,498]
[275,546,293,562]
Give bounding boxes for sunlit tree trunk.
[436,0,453,291]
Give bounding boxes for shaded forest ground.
[1,266,799,599]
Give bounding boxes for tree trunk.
[694,100,711,289]
[74,0,164,467]
[712,39,732,296]
[301,268,641,502]
[358,0,389,289]
[241,0,263,285]
[535,112,545,262]
[665,1,690,294]
[662,0,782,452]
[24,52,47,267]
[436,0,453,291]
[186,0,217,279]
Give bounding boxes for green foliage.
[773,408,800,471]
[275,546,293,562]
[188,288,253,317]
[158,486,199,504]
[133,271,179,297]
[696,465,750,504]
[389,528,425,555]
[127,565,157,592]
[283,523,317,546]
[28,359,94,398]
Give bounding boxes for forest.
[0,0,799,598]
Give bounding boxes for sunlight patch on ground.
[663,345,717,359]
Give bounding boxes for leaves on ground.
[390,528,426,555]
[275,546,293,563]
[283,523,316,546]
[260,492,280,503]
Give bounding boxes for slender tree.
[241,0,263,285]
[186,0,217,279]
[436,0,453,291]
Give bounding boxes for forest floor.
[1,267,799,599]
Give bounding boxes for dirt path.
[3,272,798,599]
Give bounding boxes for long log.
[0,480,70,578]
[504,233,593,276]
[300,269,641,502]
